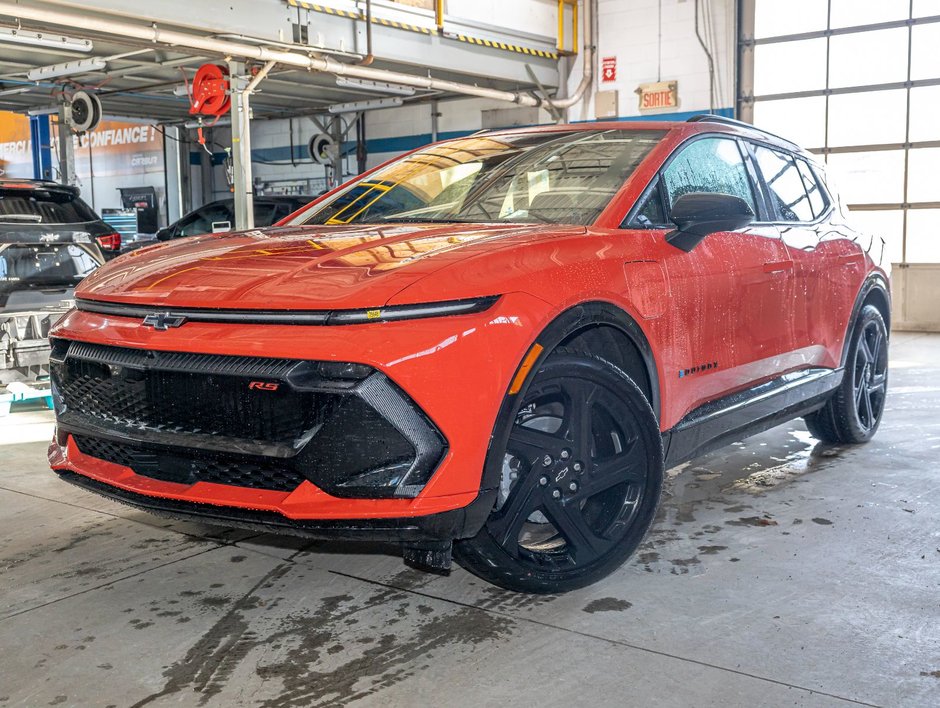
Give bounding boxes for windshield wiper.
[359,216,483,224]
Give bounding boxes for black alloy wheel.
[805,304,889,444]
[852,318,888,433]
[456,351,663,593]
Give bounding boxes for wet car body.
[47,117,890,591]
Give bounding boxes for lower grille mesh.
[73,435,307,492]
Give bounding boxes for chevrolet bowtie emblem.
[142,312,187,330]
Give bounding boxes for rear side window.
[0,188,99,225]
[753,146,814,222]
[796,159,829,218]
[662,137,756,214]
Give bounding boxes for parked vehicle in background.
[156,195,312,241]
[0,180,106,383]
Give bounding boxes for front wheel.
[455,352,664,593]
[804,304,888,444]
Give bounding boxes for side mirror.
[666,192,754,252]
[156,227,172,241]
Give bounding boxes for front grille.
[51,340,446,497]
[56,342,330,446]
[72,435,307,492]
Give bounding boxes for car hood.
[76,222,585,309]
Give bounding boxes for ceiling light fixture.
[328,96,404,114]
[0,27,93,52]
[335,78,416,96]
[26,58,107,81]
[26,105,59,116]
[0,86,31,97]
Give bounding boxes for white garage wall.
[447,0,557,36]
[192,0,737,204]
[565,0,736,122]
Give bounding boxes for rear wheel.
[804,305,888,444]
[456,352,663,593]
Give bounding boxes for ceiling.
[0,1,561,124]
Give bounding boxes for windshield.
[293,129,665,227]
[0,188,99,225]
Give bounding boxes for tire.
[455,350,664,593]
[804,304,888,444]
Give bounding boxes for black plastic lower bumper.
[55,469,496,544]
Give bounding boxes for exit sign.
[637,80,678,111]
[601,56,617,82]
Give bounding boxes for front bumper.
[55,469,497,543]
[47,292,551,533]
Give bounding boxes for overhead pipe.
[244,59,277,95]
[0,0,594,111]
[546,0,594,110]
[358,0,374,66]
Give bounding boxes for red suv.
[48,115,889,593]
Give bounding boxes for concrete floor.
[1,333,938,707]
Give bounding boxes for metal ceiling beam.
[23,0,559,88]
[0,1,594,110]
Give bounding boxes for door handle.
[763,260,793,273]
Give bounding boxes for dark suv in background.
[155,195,312,241]
[0,180,107,383]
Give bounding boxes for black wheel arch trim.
[841,273,891,368]
[475,301,661,527]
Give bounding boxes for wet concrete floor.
[0,332,937,706]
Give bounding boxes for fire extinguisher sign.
[601,57,617,83]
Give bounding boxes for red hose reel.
[189,63,231,117]
[187,63,231,151]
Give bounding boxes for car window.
[796,159,828,219]
[662,137,756,214]
[253,203,279,227]
[0,188,98,225]
[753,146,814,222]
[295,130,665,227]
[176,202,233,237]
[0,243,99,293]
[272,202,296,222]
[633,179,667,227]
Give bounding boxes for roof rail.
[686,113,802,150]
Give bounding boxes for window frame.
[622,132,770,229]
[742,139,834,227]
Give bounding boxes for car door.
[638,135,796,420]
[748,144,862,369]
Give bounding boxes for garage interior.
[1,1,938,706]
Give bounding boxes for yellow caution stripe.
[286,0,557,59]
[287,0,431,34]
[454,33,557,59]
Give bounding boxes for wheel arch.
[528,301,660,420]
[477,301,661,499]
[841,273,891,367]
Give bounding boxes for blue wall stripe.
[190,107,734,165]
